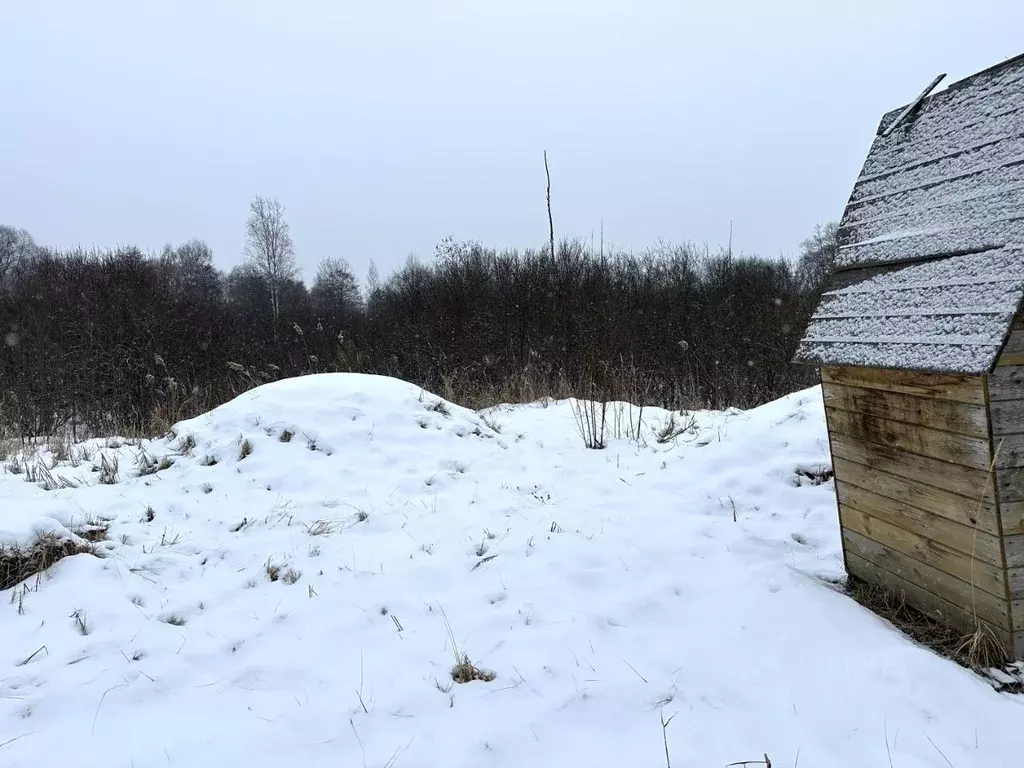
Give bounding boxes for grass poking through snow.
[1,534,92,591]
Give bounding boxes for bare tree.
[312,257,362,318]
[366,259,381,295]
[244,196,298,321]
[0,225,36,287]
[543,151,554,260]
[796,221,840,292]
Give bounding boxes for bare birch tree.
[244,196,297,321]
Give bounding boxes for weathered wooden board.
[840,505,1007,597]
[1005,534,1024,569]
[832,456,999,533]
[821,366,986,405]
[847,549,1016,648]
[994,434,1024,469]
[997,353,1024,367]
[1008,567,1024,599]
[844,530,1012,631]
[990,399,1024,435]
[987,366,1024,402]
[999,501,1024,536]
[848,549,1019,652]
[995,466,1024,502]
[827,407,992,470]
[829,432,995,501]
[837,482,1004,566]
[823,382,989,437]
[998,331,1024,368]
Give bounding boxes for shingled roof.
[795,53,1024,374]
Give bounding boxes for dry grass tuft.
[238,438,254,460]
[304,520,335,536]
[137,451,174,477]
[75,523,109,543]
[440,605,495,684]
[655,412,696,444]
[98,453,119,484]
[71,608,90,635]
[279,429,294,443]
[793,465,834,486]
[426,400,452,418]
[480,413,503,434]
[846,576,1008,671]
[451,653,496,684]
[1,534,91,591]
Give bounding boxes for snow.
[2,373,1023,768]
[796,249,1024,373]
[861,61,1024,182]
[828,57,1024,271]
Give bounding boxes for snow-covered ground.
[1,374,1021,767]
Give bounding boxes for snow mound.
[0,376,1020,768]
[174,372,498,456]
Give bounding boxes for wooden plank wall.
[820,365,1017,654]
[989,314,1024,658]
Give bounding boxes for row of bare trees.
[0,201,838,440]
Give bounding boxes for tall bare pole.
[544,150,555,260]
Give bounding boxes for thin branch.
[544,150,555,260]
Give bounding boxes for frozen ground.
[1,373,1022,767]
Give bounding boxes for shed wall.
[821,365,1016,653]
[989,315,1024,657]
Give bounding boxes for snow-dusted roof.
[796,54,1024,374]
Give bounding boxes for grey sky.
[2,1,1022,282]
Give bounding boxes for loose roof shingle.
[795,54,1024,374]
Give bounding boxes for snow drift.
[1,374,1021,768]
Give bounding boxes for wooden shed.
[795,53,1024,658]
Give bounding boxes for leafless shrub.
[571,398,607,450]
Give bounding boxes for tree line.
[0,198,838,440]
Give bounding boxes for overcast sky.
[2,1,1022,281]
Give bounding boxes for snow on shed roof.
[796,54,1024,374]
